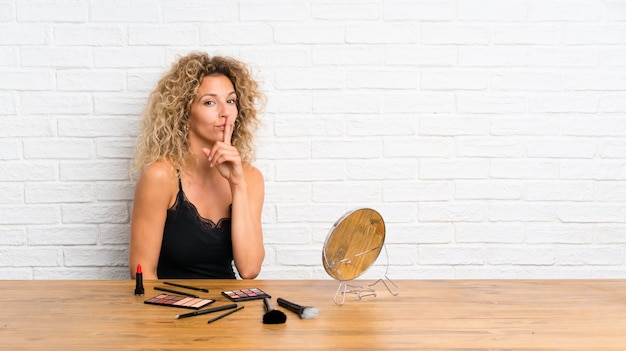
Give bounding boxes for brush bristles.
[277,297,318,320]
[300,307,318,320]
[263,310,287,324]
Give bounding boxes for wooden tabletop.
[1,279,625,350]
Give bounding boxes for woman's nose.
[219,102,234,118]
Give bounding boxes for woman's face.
[188,74,237,147]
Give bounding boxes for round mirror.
[322,208,385,281]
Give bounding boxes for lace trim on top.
[169,188,231,231]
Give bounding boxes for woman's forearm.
[230,181,265,279]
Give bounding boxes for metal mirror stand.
[331,243,400,305]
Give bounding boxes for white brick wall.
[1,0,625,280]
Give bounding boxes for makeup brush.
[277,297,318,319]
[262,298,286,324]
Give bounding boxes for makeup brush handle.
[263,297,274,312]
[277,297,302,313]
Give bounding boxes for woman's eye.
[227,99,237,104]
[204,100,215,106]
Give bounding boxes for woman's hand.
[202,123,244,185]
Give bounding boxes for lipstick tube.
[135,264,144,296]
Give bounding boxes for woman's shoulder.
[138,160,179,186]
[133,160,179,209]
[242,162,264,183]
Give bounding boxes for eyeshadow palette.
[144,294,215,310]
[222,288,271,302]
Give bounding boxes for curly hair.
[132,52,265,177]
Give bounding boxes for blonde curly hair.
[132,52,265,177]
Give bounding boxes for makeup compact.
[222,288,271,302]
[144,294,215,310]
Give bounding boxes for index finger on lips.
[224,123,233,145]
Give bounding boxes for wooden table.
[1,279,625,350]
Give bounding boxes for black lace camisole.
[157,179,236,279]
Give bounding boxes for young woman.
[129,52,265,280]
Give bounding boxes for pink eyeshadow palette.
[222,288,271,302]
[144,294,215,310]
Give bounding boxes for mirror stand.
[332,244,400,306]
[333,281,376,306]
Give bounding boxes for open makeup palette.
[144,294,215,310]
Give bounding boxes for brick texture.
[1,0,625,280]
